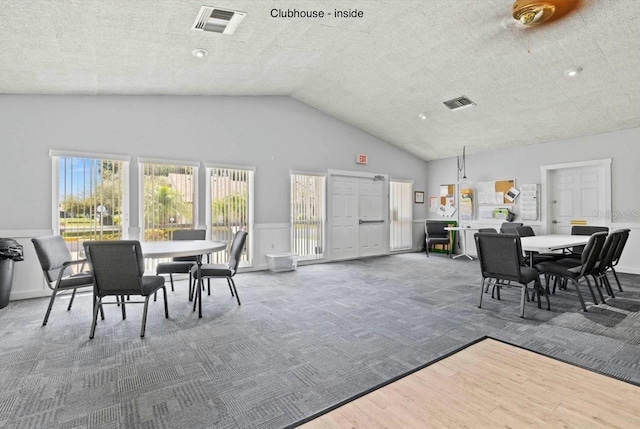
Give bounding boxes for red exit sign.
[356,154,368,164]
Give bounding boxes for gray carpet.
[1,253,639,428]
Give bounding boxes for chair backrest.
[499,222,523,233]
[172,229,206,261]
[474,233,524,282]
[477,228,497,233]
[570,225,609,254]
[83,241,144,295]
[425,220,450,238]
[228,231,248,272]
[594,231,622,273]
[515,226,535,237]
[31,236,74,283]
[610,229,630,267]
[577,232,608,277]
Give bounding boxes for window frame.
[290,170,327,261]
[389,179,414,251]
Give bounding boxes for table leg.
[453,229,475,260]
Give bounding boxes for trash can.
[0,238,24,309]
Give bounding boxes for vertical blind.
[209,167,252,266]
[390,181,413,251]
[291,173,325,260]
[141,163,195,242]
[58,156,125,258]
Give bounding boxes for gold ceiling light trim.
[512,0,557,26]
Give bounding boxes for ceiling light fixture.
[418,113,427,120]
[512,0,557,26]
[191,49,208,58]
[563,66,582,77]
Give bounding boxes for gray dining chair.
[606,228,630,292]
[499,222,523,233]
[155,229,206,300]
[534,232,607,312]
[474,232,549,318]
[84,240,168,338]
[32,235,97,326]
[191,231,247,306]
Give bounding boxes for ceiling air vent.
[443,96,475,111]
[192,6,246,34]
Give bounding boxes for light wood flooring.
[301,338,640,428]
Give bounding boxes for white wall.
[0,95,429,298]
[425,127,640,273]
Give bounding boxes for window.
[291,172,325,260]
[390,180,413,251]
[52,151,129,258]
[207,165,253,266]
[140,160,197,242]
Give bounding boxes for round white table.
[141,240,227,318]
[444,226,482,260]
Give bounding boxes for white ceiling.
[1,0,639,160]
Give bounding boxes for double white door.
[330,175,387,260]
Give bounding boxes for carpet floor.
[0,253,639,428]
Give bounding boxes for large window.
[141,160,197,242]
[390,180,413,251]
[52,151,129,258]
[207,165,253,266]
[291,172,325,260]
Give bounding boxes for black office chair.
[607,229,630,292]
[499,222,523,233]
[191,231,247,306]
[32,236,96,326]
[155,229,206,300]
[474,232,549,318]
[535,232,607,312]
[84,240,168,338]
[478,228,497,233]
[589,230,624,300]
[425,220,451,257]
[566,225,609,258]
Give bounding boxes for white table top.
[141,240,227,259]
[520,234,590,253]
[444,226,482,232]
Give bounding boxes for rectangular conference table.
[141,240,227,318]
[519,234,590,267]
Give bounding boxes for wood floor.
[300,338,640,428]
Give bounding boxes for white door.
[549,165,608,234]
[330,176,358,260]
[358,177,386,257]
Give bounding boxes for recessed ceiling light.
[563,66,582,77]
[192,49,208,58]
[418,113,427,120]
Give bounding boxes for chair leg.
[208,279,211,296]
[230,277,241,305]
[162,287,169,318]
[121,296,127,320]
[520,284,527,318]
[99,296,105,321]
[537,278,550,311]
[570,279,587,312]
[169,274,175,292]
[141,296,150,338]
[43,288,59,326]
[478,279,486,308]
[226,278,235,297]
[610,267,623,292]
[90,298,101,339]
[591,275,606,303]
[584,277,598,305]
[603,274,615,298]
[426,244,429,257]
[67,289,77,311]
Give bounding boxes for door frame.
[326,169,390,261]
[541,158,612,233]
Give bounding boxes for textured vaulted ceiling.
[1,0,639,160]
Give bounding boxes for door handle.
[359,219,384,224]
[552,220,558,224]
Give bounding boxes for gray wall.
[424,127,640,221]
[0,95,429,230]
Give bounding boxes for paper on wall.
[520,184,538,221]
